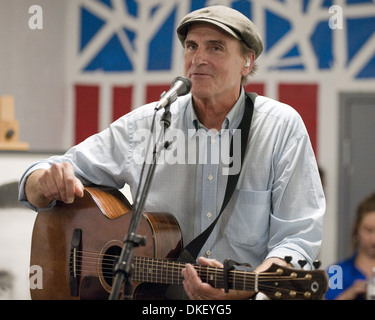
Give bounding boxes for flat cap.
[177,5,263,59]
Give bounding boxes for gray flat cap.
[177,5,263,59]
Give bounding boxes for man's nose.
[192,47,207,66]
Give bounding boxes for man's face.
[183,23,248,102]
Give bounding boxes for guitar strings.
[70,252,314,297]
[72,249,304,282]
[69,261,309,297]
[69,250,312,296]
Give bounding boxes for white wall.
[0,152,54,299]
[0,208,36,300]
[0,0,68,151]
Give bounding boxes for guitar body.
[30,187,183,300]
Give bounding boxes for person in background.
[325,193,375,300]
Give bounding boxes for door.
[338,93,375,260]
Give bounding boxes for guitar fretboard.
[133,256,254,291]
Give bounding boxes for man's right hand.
[25,162,84,209]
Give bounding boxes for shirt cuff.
[18,162,55,212]
[265,247,309,269]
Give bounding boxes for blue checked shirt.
[19,88,325,269]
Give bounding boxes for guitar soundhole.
[102,245,122,287]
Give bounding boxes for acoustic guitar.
[29,187,328,300]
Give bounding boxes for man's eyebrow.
[185,39,226,46]
[207,39,225,46]
[184,39,197,45]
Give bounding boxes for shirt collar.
[185,87,246,136]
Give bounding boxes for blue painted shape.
[282,44,300,58]
[147,7,176,70]
[356,53,375,78]
[97,0,112,9]
[265,9,291,52]
[347,17,375,65]
[125,0,138,17]
[346,0,374,4]
[270,64,305,71]
[80,7,106,52]
[321,0,333,7]
[84,34,133,71]
[311,21,333,69]
[190,0,208,12]
[232,0,252,19]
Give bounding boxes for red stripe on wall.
[146,84,171,103]
[244,83,265,96]
[278,83,318,155]
[113,86,133,121]
[74,85,99,145]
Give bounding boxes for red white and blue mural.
[69,0,375,156]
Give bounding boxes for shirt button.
[208,174,213,181]
[207,212,212,218]
[205,250,212,256]
[211,137,216,144]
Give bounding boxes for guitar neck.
[133,256,255,291]
[132,256,328,300]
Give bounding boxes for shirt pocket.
[226,188,271,248]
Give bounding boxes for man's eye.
[186,43,197,50]
[210,44,223,52]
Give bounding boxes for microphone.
[155,76,192,111]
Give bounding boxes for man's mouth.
[190,73,212,79]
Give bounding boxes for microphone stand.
[109,104,172,300]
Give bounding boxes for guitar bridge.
[69,228,82,297]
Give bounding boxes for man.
[19,6,325,300]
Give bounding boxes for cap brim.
[177,18,241,43]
